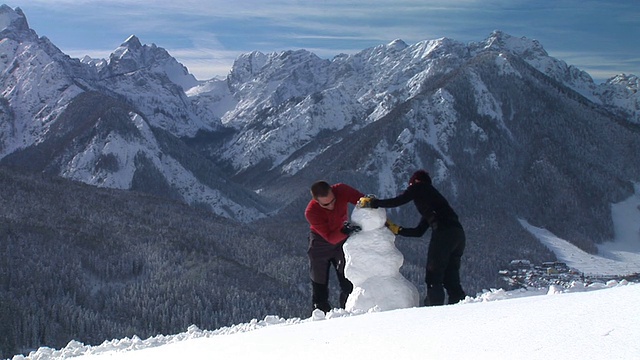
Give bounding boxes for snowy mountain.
[2,5,638,223]
[0,5,88,157]
[2,4,640,357]
[192,30,639,180]
[0,5,266,221]
[597,73,640,124]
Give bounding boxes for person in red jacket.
[305,181,364,313]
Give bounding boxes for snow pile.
[343,206,419,312]
[13,316,311,360]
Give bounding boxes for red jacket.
[305,183,364,245]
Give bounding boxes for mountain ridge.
[2,3,638,264]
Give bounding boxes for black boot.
[312,281,331,313]
[337,274,354,309]
[446,286,466,304]
[425,284,445,306]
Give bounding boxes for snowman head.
[351,206,386,232]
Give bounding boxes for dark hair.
[310,181,332,198]
[409,170,431,185]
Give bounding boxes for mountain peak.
[387,39,408,50]
[110,35,158,64]
[607,73,639,90]
[121,35,143,49]
[0,5,29,32]
[479,30,548,58]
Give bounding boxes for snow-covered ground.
[12,187,640,360]
[13,282,639,360]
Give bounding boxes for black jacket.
[373,182,462,237]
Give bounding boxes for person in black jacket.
[359,169,466,306]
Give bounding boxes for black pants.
[425,226,466,306]
[307,232,353,311]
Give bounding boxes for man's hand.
[385,219,402,235]
[341,221,362,235]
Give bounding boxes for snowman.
[343,204,419,312]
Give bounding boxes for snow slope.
[13,282,639,360]
[520,183,640,276]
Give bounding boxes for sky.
[11,181,640,360]
[5,1,639,83]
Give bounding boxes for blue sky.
[8,0,639,83]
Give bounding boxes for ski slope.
[520,183,640,276]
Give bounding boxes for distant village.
[497,260,640,290]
